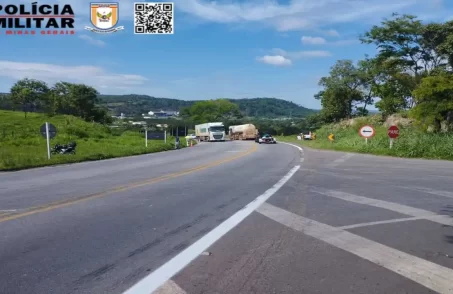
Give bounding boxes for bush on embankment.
[278,114,453,160]
[0,110,188,171]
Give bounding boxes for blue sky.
[0,0,451,109]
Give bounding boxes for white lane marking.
[257,202,453,294]
[153,280,187,294]
[312,188,436,217]
[123,165,301,294]
[303,169,362,180]
[0,209,16,212]
[312,188,453,227]
[326,153,354,168]
[226,151,245,153]
[337,216,424,230]
[399,186,453,200]
[279,142,304,162]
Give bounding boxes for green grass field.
[0,110,192,171]
[278,116,453,161]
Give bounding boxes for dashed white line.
[257,202,453,294]
[123,165,301,294]
[326,153,354,168]
[312,188,453,227]
[399,186,453,200]
[337,216,425,230]
[312,188,436,217]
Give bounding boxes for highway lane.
[0,140,301,294]
[154,145,453,294]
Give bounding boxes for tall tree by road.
[10,78,49,117]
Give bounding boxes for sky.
[0,0,452,110]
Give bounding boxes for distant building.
[143,110,179,118]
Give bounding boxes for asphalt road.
[2,140,453,294]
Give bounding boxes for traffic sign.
[387,125,399,139]
[40,123,57,139]
[328,133,335,141]
[359,125,375,138]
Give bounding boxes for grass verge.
[0,110,194,171]
[277,116,453,161]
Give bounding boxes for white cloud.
[301,36,327,45]
[79,35,106,47]
[172,0,435,31]
[324,29,340,37]
[301,36,359,46]
[0,61,148,90]
[257,55,292,66]
[271,48,332,59]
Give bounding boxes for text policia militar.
[0,2,75,35]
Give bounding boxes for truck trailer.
[195,122,226,142]
[229,124,258,140]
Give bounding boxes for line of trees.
[313,13,453,132]
[5,78,112,124]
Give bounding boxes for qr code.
[134,2,174,34]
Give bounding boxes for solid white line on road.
[279,142,304,163]
[399,186,453,200]
[312,188,437,217]
[326,153,354,168]
[257,202,453,294]
[312,188,453,227]
[123,165,301,294]
[0,210,16,212]
[153,280,187,294]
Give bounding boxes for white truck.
[229,124,258,140]
[195,122,226,142]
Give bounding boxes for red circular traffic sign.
[387,125,399,138]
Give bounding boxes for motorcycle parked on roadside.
[51,142,77,155]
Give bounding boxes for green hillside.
[98,94,315,118]
[279,114,453,160]
[0,110,184,171]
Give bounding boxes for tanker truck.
[228,124,258,140]
[195,122,226,142]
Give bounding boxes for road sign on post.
[359,125,375,144]
[387,125,399,148]
[40,123,57,159]
[328,133,334,142]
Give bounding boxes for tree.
[421,21,453,69]
[361,13,442,76]
[181,99,242,123]
[315,60,367,122]
[411,72,453,131]
[10,78,49,117]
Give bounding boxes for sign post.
[387,125,399,148]
[164,124,168,144]
[40,122,57,159]
[145,127,148,147]
[359,125,375,144]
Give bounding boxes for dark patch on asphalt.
[128,238,163,258]
[128,213,210,258]
[77,263,115,283]
[215,196,240,210]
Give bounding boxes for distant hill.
[99,94,316,118]
[0,93,316,118]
